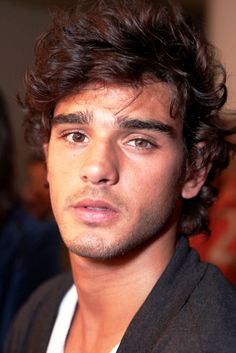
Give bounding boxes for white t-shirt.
[46,285,120,353]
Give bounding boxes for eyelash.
[59,130,158,150]
[127,138,156,149]
[62,131,88,144]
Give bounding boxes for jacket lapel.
[117,237,207,353]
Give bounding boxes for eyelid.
[54,122,81,131]
[55,126,86,137]
[124,135,160,151]
[129,138,156,145]
[56,127,89,144]
[54,127,160,148]
[125,132,159,144]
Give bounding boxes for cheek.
[125,157,183,195]
[123,158,182,211]
[47,154,68,198]
[47,144,73,181]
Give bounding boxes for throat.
[65,305,122,353]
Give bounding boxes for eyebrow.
[52,112,175,137]
[119,118,174,136]
[52,112,91,125]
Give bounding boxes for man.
[4,0,236,352]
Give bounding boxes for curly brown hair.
[21,0,236,236]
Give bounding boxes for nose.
[79,141,119,186]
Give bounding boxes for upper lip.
[71,199,117,212]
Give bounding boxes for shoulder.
[4,272,73,353]
[188,263,236,350]
[191,262,236,312]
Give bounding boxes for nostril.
[99,178,110,183]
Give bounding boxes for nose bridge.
[80,137,119,185]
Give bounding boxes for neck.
[69,232,176,334]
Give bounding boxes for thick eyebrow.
[52,112,175,137]
[52,112,91,125]
[119,118,175,137]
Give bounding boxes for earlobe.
[181,142,211,200]
[181,166,210,199]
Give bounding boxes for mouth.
[71,199,118,224]
[84,206,109,211]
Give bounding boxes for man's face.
[45,83,191,259]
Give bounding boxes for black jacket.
[4,237,236,353]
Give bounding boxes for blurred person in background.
[0,90,63,353]
[21,155,55,220]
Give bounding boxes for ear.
[43,143,49,161]
[181,143,211,200]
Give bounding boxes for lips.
[71,199,118,224]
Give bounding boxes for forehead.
[55,82,169,112]
[53,82,180,130]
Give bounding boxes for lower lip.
[72,207,118,224]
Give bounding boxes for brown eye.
[128,138,154,149]
[66,132,88,144]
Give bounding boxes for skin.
[44,82,207,353]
